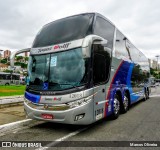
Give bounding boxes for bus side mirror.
[93,39,108,46]
[10,48,31,69]
[82,35,108,58]
[93,39,111,54]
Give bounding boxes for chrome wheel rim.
[114,97,120,115]
[123,95,128,110]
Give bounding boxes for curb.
[0,95,24,108]
[0,95,24,100]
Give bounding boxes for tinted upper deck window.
[94,17,115,49]
[115,30,131,60]
[32,14,94,48]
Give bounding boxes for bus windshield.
[32,14,94,48]
[28,48,89,91]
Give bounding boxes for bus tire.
[122,93,129,113]
[143,89,148,101]
[5,83,9,86]
[111,94,120,119]
[146,88,150,99]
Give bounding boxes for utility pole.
[155,55,160,79]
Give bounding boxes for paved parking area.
[0,105,25,125]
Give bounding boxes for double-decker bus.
[0,72,20,85]
[10,13,150,124]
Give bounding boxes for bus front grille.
[25,98,70,111]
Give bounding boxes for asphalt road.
[0,87,160,150]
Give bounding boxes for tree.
[21,63,27,69]
[3,69,12,73]
[15,62,21,66]
[150,68,154,75]
[15,56,24,62]
[24,57,29,63]
[0,58,7,64]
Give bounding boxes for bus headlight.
[67,97,92,108]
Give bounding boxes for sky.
[0,0,160,60]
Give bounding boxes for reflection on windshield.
[28,54,49,90]
[28,48,89,91]
[32,14,93,48]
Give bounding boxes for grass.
[0,85,26,97]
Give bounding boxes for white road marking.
[0,119,32,129]
[0,119,32,136]
[36,127,88,150]
[150,95,160,98]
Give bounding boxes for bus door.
[92,42,111,121]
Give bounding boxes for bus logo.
[43,83,48,90]
[53,97,62,101]
[53,43,71,50]
[54,45,59,49]
[38,47,52,53]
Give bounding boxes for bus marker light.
[41,114,53,119]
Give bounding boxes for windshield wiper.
[59,83,81,90]
[49,81,81,90]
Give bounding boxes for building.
[0,63,9,71]
[0,50,3,60]
[4,50,11,58]
[25,52,28,57]
[148,58,160,70]
[0,53,3,59]
[149,59,157,69]
[148,59,151,68]
[158,63,160,70]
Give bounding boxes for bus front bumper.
[24,100,94,125]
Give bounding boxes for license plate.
[41,114,53,119]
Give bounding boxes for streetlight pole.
[155,55,160,79]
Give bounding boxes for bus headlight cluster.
[67,97,92,108]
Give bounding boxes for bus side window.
[93,44,111,85]
[115,29,131,60]
[94,16,115,49]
